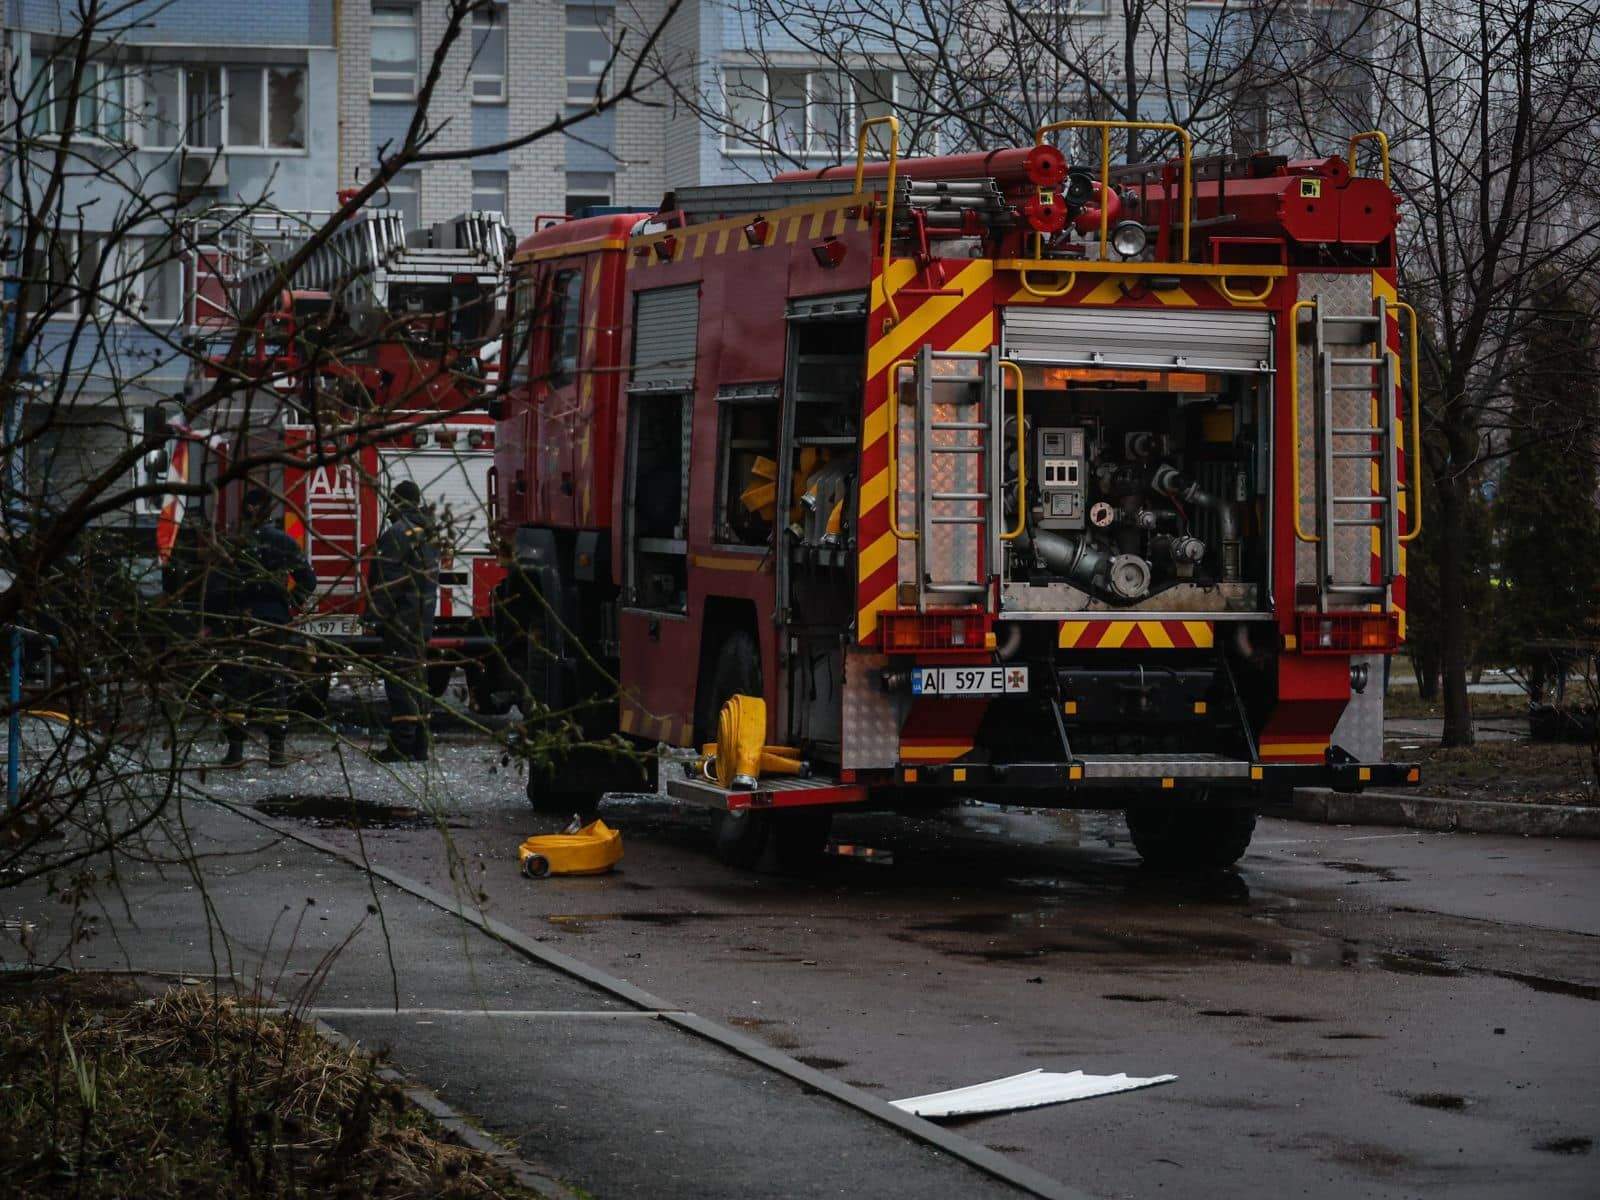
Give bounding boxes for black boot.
[267,730,288,769]
[221,731,245,768]
[373,728,415,764]
[409,725,430,763]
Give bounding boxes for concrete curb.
[1291,789,1600,838]
[218,798,1092,1200]
[310,1018,582,1200]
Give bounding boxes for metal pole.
[6,625,18,809]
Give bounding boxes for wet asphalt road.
[203,732,1599,1200]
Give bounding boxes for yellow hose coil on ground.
[702,694,803,789]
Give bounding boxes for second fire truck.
[178,205,513,710]
[491,118,1422,870]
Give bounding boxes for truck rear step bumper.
[667,757,1417,812]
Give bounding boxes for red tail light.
[1296,611,1400,654]
[879,608,990,656]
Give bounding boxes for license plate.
[300,617,358,639]
[912,665,1029,696]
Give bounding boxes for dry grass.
[1386,738,1599,806]
[1383,688,1530,720]
[0,974,541,1199]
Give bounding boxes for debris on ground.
[891,1068,1178,1119]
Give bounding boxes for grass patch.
[0,973,539,1199]
[1387,738,1598,806]
[1384,687,1530,720]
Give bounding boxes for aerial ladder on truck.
[169,203,516,713]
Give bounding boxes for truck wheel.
[770,809,832,873]
[697,630,768,867]
[712,807,771,868]
[525,765,601,816]
[695,630,762,750]
[1125,801,1256,871]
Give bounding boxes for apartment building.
[335,0,672,231]
[2,0,341,509]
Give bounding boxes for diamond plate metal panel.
[841,650,904,769]
[1330,654,1385,762]
[1076,754,1253,779]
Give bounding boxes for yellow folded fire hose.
[518,818,623,879]
[700,694,804,790]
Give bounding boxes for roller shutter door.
[1003,307,1274,374]
[630,284,700,392]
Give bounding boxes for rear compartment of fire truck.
[975,312,1272,778]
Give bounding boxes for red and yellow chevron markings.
[857,259,998,644]
[1057,620,1215,650]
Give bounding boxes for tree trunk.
[1413,652,1439,701]
[1435,479,1476,746]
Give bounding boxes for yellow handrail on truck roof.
[1034,119,1194,262]
[854,115,902,330]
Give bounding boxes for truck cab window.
[552,269,583,382]
[507,273,535,385]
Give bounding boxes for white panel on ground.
[890,1068,1177,1119]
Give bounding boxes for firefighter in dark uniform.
[367,480,440,763]
[205,487,318,768]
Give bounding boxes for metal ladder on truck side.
[895,345,1009,609]
[1296,297,1402,609]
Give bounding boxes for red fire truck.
[491,118,1421,870]
[179,206,513,711]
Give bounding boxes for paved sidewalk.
[1,798,1048,1200]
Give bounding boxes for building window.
[31,53,129,141]
[143,63,304,150]
[724,68,929,158]
[471,169,509,215]
[372,4,419,99]
[564,173,612,215]
[471,5,507,103]
[141,236,183,323]
[565,5,614,103]
[1014,0,1108,14]
[183,66,223,148]
[27,233,175,322]
[224,66,307,149]
[377,168,421,229]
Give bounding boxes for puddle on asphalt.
[898,910,1600,1004]
[1535,1137,1593,1155]
[1406,1092,1469,1111]
[1321,860,1409,883]
[255,794,456,830]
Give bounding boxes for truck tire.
[770,809,833,873]
[526,764,601,817]
[699,630,772,867]
[1125,801,1256,871]
[712,805,771,868]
